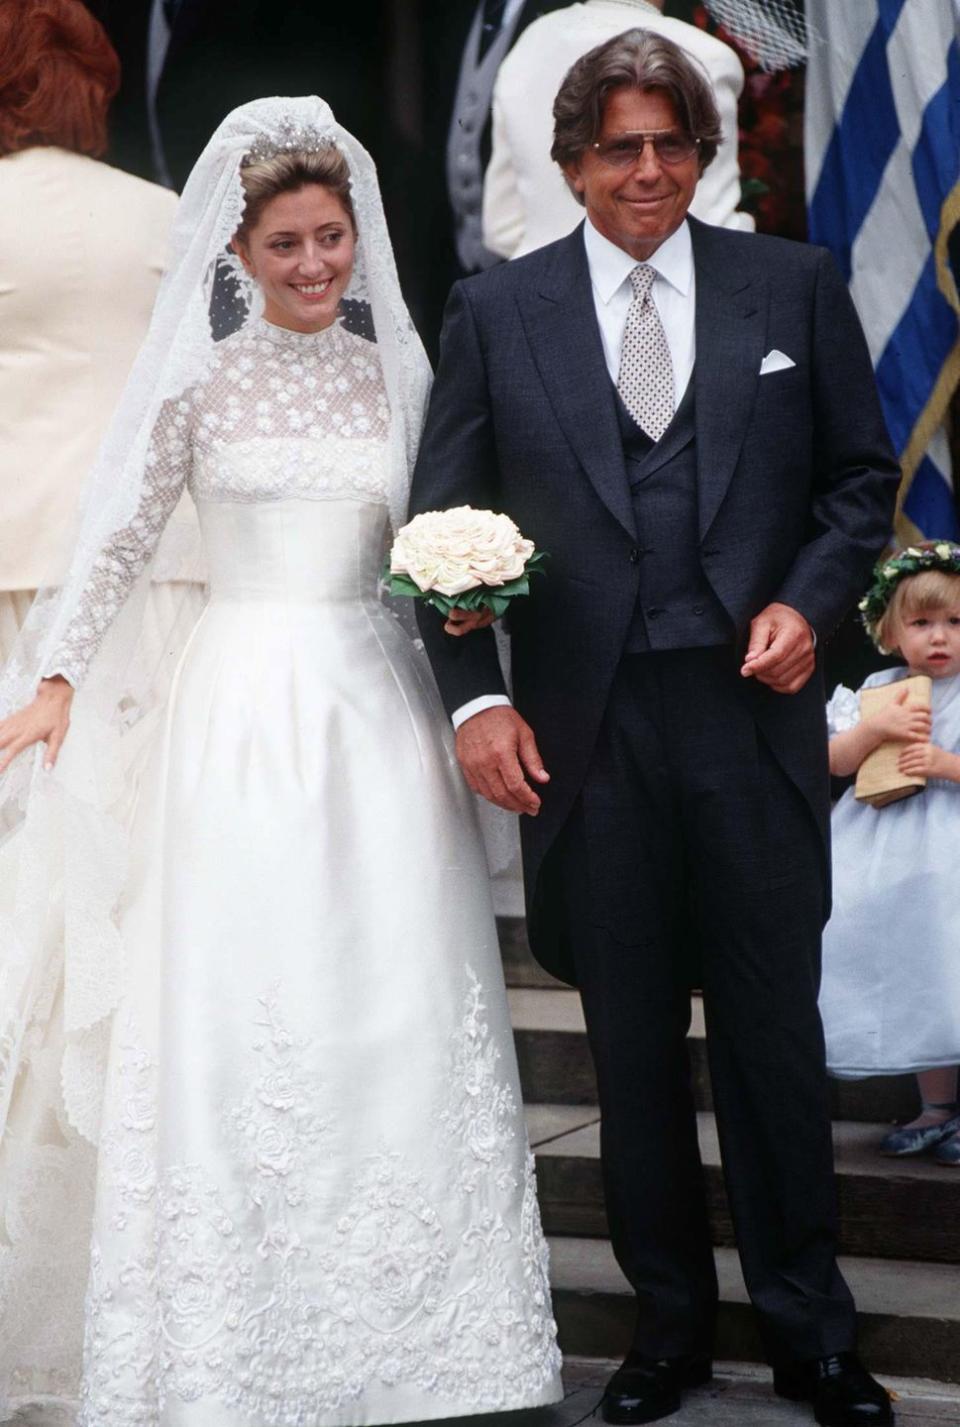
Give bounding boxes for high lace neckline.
[255,315,352,354]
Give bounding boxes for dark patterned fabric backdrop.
[691,2,807,240]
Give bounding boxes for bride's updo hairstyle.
[235,147,356,243]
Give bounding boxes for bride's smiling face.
[233,184,356,333]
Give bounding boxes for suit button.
[693,605,705,616]
[629,547,641,564]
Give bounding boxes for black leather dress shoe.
[774,1352,894,1425]
[601,1352,712,1424]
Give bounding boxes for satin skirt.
[76,499,561,1426]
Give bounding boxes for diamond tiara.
[242,119,339,167]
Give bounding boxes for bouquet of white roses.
[386,506,546,618]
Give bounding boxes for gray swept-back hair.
[551,27,722,190]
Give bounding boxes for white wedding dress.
[4,315,562,1425]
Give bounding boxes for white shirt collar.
[583,216,694,305]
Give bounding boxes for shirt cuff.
[451,694,512,730]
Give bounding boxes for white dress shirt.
[584,214,695,401]
[451,217,698,730]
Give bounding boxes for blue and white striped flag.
[805,0,960,542]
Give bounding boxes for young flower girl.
[820,542,960,1164]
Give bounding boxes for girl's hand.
[871,686,931,743]
[0,676,73,775]
[898,742,960,783]
[444,607,496,638]
[830,685,931,777]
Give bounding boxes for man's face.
[564,86,700,261]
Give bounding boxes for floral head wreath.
[859,540,960,651]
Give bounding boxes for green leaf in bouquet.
[383,546,550,619]
[384,571,425,599]
[435,588,481,614]
[455,587,489,611]
[422,591,458,616]
[488,574,530,599]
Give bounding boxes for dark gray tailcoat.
[409,216,899,985]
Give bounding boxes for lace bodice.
[47,318,391,687]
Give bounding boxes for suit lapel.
[691,217,768,539]
[517,228,636,540]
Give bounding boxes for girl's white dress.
[0,316,562,1425]
[820,667,960,1079]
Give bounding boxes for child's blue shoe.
[879,1115,960,1156]
[932,1128,960,1165]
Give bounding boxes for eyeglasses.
[591,131,700,168]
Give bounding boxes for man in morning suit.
[409,28,900,1427]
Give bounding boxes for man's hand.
[740,602,816,694]
[444,607,496,637]
[456,705,550,815]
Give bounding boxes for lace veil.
[701,0,807,72]
[0,97,431,1164]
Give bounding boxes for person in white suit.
[0,0,200,663]
[483,0,754,259]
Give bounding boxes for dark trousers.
[555,649,856,1366]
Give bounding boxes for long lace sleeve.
[45,395,194,688]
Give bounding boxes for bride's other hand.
[0,676,73,774]
[444,607,496,637]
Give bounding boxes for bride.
[0,97,562,1425]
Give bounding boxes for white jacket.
[0,147,179,590]
[483,0,754,260]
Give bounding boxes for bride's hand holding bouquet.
[386,506,546,636]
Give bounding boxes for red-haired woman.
[0,0,201,660]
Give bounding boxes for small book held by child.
[855,674,933,807]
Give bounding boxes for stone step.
[548,1236,960,1387]
[509,986,599,1107]
[499,916,566,988]
[420,1359,960,1426]
[525,1106,960,1265]
[509,986,920,1126]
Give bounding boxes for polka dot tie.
[616,264,675,441]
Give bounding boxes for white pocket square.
[759,349,796,375]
